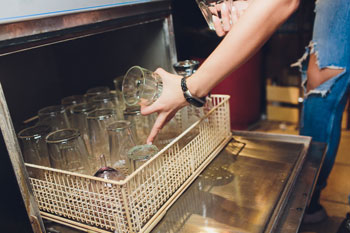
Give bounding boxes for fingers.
[202,0,249,36]
[232,1,249,21]
[154,67,166,76]
[213,15,225,37]
[147,113,168,144]
[140,102,160,115]
[234,1,249,13]
[231,5,239,24]
[220,2,231,31]
[212,1,232,37]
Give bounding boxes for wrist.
[181,76,207,107]
[186,75,209,98]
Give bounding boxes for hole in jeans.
[306,53,344,92]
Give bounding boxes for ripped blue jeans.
[295,0,350,195]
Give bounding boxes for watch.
[181,77,206,107]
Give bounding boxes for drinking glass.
[196,0,233,31]
[90,93,124,120]
[61,95,87,119]
[113,76,126,111]
[123,106,156,144]
[61,95,86,107]
[38,105,70,131]
[17,125,51,167]
[122,66,163,106]
[173,60,200,77]
[85,86,110,101]
[127,144,159,173]
[71,102,97,154]
[108,120,136,172]
[94,154,126,182]
[46,128,93,175]
[87,108,118,167]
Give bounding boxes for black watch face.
[187,97,204,107]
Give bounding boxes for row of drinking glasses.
[18,81,159,180]
[18,61,206,180]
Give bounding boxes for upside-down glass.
[38,105,70,131]
[85,86,111,101]
[113,76,126,111]
[17,125,51,167]
[61,95,86,107]
[71,102,97,154]
[90,93,124,120]
[124,106,156,144]
[46,128,93,175]
[61,95,87,119]
[122,66,163,106]
[107,120,136,172]
[127,144,159,173]
[87,108,118,168]
[196,0,233,31]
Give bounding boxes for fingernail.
[147,141,153,145]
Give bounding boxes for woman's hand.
[140,68,189,144]
[213,0,250,37]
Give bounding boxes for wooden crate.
[266,84,301,123]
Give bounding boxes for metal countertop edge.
[273,141,327,233]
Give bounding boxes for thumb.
[154,67,168,77]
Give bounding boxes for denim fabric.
[297,0,350,191]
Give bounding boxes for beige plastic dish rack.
[25,94,232,233]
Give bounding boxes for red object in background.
[193,52,262,130]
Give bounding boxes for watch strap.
[181,77,206,107]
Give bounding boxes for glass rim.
[85,86,111,96]
[107,120,132,132]
[86,108,116,120]
[71,102,97,114]
[18,125,51,140]
[124,106,141,116]
[127,144,159,161]
[61,95,86,106]
[122,66,146,106]
[90,93,117,103]
[38,105,66,117]
[45,128,80,143]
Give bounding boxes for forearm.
[188,0,300,97]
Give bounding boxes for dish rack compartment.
[26,94,232,233]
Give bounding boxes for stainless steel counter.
[151,131,325,233]
[43,131,326,233]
